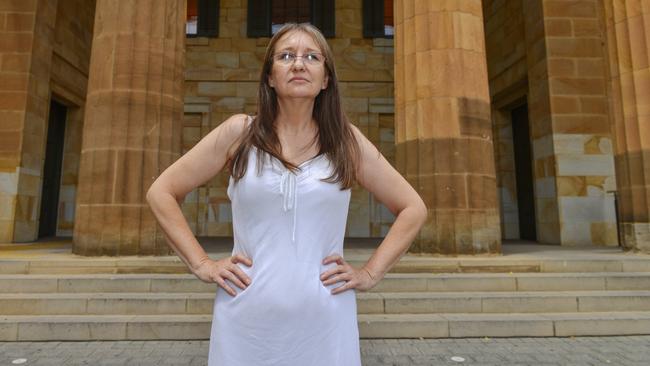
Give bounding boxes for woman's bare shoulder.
[209,113,251,159]
[348,123,380,157]
[146,114,250,199]
[217,113,250,140]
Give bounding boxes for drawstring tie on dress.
[280,170,298,243]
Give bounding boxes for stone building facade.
[0,0,648,255]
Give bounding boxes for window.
[247,0,335,38]
[272,0,311,34]
[186,0,220,37]
[363,0,393,38]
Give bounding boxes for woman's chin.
[277,91,320,99]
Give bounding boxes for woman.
[146,23,427,365]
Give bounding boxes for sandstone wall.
[529,0,617,246]
[0,0,58,242]
[483,0,527,240]
[484,0,618,246]
[52,0,95,236]
[0,0,94,241]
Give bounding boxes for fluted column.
[604,1,650,252]
[394,1,500,254]
[73,0,186,255]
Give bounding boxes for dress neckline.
[289,153,324,168]
[253,146,324,170]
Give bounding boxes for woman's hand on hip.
[320,254,380,294]
[191,255,253,296]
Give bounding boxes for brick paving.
[1,336,649,365]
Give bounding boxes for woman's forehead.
[275,31,321,52]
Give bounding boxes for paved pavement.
[1,336,649,365]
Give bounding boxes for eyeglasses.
[272,51,325,65]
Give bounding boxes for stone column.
[394,1,500,255]
[73,0,186,255]
[0,0,58,242]
[604,1,650,252]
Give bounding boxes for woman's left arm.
[322,125,428,294]
[352,125,428,283]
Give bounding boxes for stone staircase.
[1,253,650,340]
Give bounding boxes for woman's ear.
[268,73,275,88]
[322,75,329,90]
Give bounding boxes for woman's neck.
[275,98,316,135]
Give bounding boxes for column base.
[409,209,501,255]
[621,222,650,253]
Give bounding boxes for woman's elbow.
[147,182,184,207]
[414,199,428,228]
[145,185,158,206]
[146,181,165,206]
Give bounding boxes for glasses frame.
[272,51,326,66]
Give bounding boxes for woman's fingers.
[222,270,247,290]
[320,264,345,281]
[322,272,350,286]
[231,254,253,267]
[229,264,252,286]
[229,256,252,285]
[330,279,353,295]
[321,254,347,281]
[214,276,236,296]
[199,257,253,297]
[322,253,344,265]
[326,267,377,294]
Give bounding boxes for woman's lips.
[289,77,308,82]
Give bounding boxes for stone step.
[0,292,214,316]
[2,312,649,340]
[2,291,650,315]
[358,312,650,338]
[359,290,650,314]
[2,272,649,293]
[2,256,649,274]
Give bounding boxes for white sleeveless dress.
[207,118,362,365]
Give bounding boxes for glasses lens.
[273,52,324,65]
[306,53,321,63]
[276,52,293,63]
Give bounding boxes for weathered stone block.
[550,77,606,96]
[557,176,586,196]
[551,96,580,113]
[554,134,586,154]
[556,154,615,176]
[543,1,597,18]
[544,18,572,37]
[197,82,236,96]
[559,196,616,223]
[590,222,618,246]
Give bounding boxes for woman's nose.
[291,58,306,70]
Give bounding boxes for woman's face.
[268,30,329,100]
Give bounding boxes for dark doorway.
[511,104,537,241]
[38,100,67,238]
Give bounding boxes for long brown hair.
[227,23,359,189]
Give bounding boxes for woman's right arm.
[145,113,252,295]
